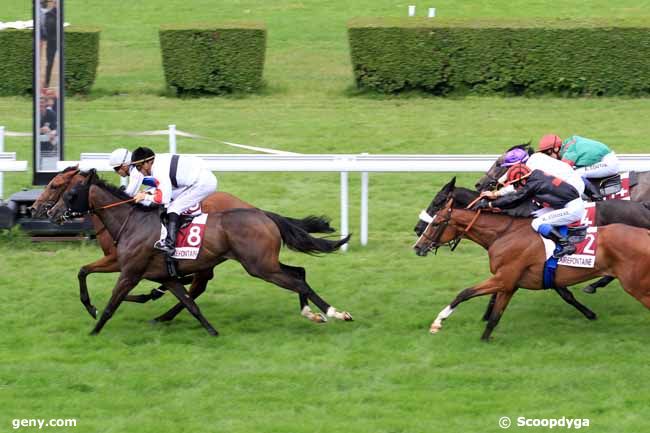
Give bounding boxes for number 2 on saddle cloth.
[543,203,599,289]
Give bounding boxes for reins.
[94,197,136,211]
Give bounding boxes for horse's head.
[475,142,533,192]
[413,185,462,257]
[29,165,79,218]
[49,169,96,224]
[413,177,457,237]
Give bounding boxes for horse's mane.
[86,172,159,213]
[506,141,533,155]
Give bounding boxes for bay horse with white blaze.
[62,170,353,336]
[413,178,650,340]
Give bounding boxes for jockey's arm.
[491,184,533,209]
[123,166,144,196]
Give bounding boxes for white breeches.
[531,198,586,231]
[575,152,619,178]
[167,170,217,215]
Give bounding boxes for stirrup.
[553,244,576,259]
[154,239,175,255]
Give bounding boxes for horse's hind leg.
[582,276,615,294]
[163,279,219,336]
[152,268,216,323]
[281,264,327,323]
[245,261,352,323]
[554,287,597,320]
[481,290,517,341]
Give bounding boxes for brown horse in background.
[31,166,335,322]
[413,178,650,340]
[61,170,352,336]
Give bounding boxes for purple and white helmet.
[500,148,530,167]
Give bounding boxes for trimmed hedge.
[348,18,650,96]
[0,27,100,96]
[159,22,266,96]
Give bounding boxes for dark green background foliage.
[348,18,650,96]
[63,28,101,94]
[159,23,266,96]
[0,27,100,95]
[0,30,32,96]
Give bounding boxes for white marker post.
[408,5,416,16]
[428,8,436,17]
[168,124,177,154]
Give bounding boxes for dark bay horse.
[62,170,353,336]
[33,166,335,322]
[475,143,650,201]
[413,179,650,340]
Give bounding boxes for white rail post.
[0,126,4,200]
[340,171,349,252]
[360,153,369,246]
[168,124,177,154]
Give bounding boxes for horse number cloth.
[159,211,207,260]
[541,202,598,269]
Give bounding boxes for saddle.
[584,174,624,196]
[160,212,197,229]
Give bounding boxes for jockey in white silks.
[130,146,217,256]
[108,148,144,196]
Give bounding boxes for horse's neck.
[454,188,479,207]
[451,209,525,248]
[90,186,156,240]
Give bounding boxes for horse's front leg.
[481,289,517,341]
[78,254,120,319]
[90,273,141,335]
[430,275,512,334]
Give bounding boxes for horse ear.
[526,140,533,155]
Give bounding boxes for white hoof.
[430,323,442,334]
[312,313,328,323]
[327,307,353,321]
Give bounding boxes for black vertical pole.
[32,0,64,185]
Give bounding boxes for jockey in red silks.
[478,163,586,258]
[538,134,619,200]
[130,146,217,256]
[497,146,585,198]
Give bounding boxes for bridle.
[64,182,137,246]
[415,198,482,255]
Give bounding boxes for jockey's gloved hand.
[474,198,491,210]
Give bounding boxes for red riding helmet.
[537,134,563,153]
[505,163,532,186]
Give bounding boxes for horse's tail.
[279,214,335,233]
[263,211,350,254]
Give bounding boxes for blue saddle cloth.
[542,226,568,289]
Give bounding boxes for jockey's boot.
[154,212,179,256]
[547,227,576,259]
[583,179,603,201]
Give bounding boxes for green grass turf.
[2,1,650,432]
